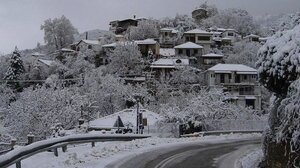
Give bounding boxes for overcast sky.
[0,0,299,54]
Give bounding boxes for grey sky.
[0,0,299,54]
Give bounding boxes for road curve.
[105,138,261,168]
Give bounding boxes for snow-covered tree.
[159,89,259,126]
[160,14,198,33]
[4,86,86,140]
[4,47,25,91]
[126,20,159,40]
[41,15,78,50]
[256,21,300,167]
[202,8,260,36]
[0,55,10,80]
[225,41,262,68]
[106,43,144,76]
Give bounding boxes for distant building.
[109,16,146,34]
[159,28,180,48]
[150,58,190,81]
[102,39,160,60]
[201,53,224,69]
[243,34,260,42]
[174,42,203,68]
[183,29,213,54]
[207,64,262,110]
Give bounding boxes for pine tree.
[4,47,25,91]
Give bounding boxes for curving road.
[105,138,261,168]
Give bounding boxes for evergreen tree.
[4,47,25,91]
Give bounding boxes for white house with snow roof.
[201,53,224,69]
[150,58,190,81]
[207,64,261,110]
[243,34,260,42]
[75,39,102,52]
[183,29,213,54]
[174,42,203,68]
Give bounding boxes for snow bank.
[234,148,263,168]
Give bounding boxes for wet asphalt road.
[105,138,261,168]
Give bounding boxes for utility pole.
[136,97,140,134]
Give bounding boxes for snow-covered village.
[0,1,299,168]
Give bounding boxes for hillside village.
[0,2,300,168]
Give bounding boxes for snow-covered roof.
[202,53,224,58]
[81,40,101,45]
[38,59,55,66]
[222,37,232,41]
[244,34,260,39]
[102,41,134,48]
[31,52,46,57]
[174,42,203,49]
[160,48,175,57]
[151,58,189,68]
[102,42,117,48]
[135,39,157,45]
[61,48,76,52]
[160,28,179,34]
[184,29,213,35]
[208,64,257,74]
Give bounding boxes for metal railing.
[0,134,150,168]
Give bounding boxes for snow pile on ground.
[8,133,261,168]
[234,147,263,168]
[90,109,164,127]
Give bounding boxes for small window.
[194,49,198,54]
[178,49,183,54]
[198,36,210,41]
[228,32,234,36]
[165,32,168,36]
[244,75,247,80]
[88,45,92,49]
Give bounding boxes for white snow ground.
[7,133,261,168]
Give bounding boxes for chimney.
[85,32,88,40]
[133,15,136,19]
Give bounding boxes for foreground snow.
[235,147,263,168]
[8,133,261,168]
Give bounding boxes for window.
[228,74,232,80]
[88,45,92,49]
[252,37,259,42]
[194,49,198,55]
[228,32,234,36]
[244,75,247,80]
[186,49,190,56]
[220,74,225,83]
[165,32,168,36]
[198,36,210,41]
[178,49,183,54]
[246,99,255,109]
